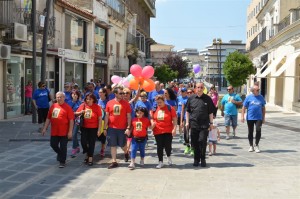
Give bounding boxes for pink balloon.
[111,75,122,84]
[130,64,142,77]
[123,78,129,87]
[141,65,154,79]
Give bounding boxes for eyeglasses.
[253,89,260,92]
[187,92,192,94]
[118,92,125,95]
[42,85,46,87]
[124,92,130,94]
[227,88,232,91]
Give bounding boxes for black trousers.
[213,106,218,118]
[191,128,209,162]
[155,133,172,162]
[81,127,98,157]
[183,120,193,148]
[37,108,49,124]
[247,120,262,146]
[50,136,68,164]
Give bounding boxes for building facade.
[200,40,246,89]
[247,0,300,112]
[150,43,175,66]
[177,48,203,78]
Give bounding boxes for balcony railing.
[107,6,125,23]
[250,27,267,51]
[278,14,291,32]
[126,32,137,46]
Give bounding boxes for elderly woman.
[41,92,74,168]
[151,94,177,169]
[76,93,102,166]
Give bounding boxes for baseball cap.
[181,87,187,92]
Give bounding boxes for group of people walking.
[35,79,266,169]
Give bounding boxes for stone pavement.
[0,105,299,199]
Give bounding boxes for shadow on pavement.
[262,149,298,153]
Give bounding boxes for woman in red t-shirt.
[151,95,177,169]
[128,107,151,170]
[76,93,102,166]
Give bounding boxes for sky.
[150,0,252,51]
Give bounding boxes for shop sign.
[95,58,107,64]
[58,48,89,62]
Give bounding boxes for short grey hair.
[56,91,65,97]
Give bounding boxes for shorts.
[97,133,106,144]
[224,114,237,127]
[106,128,126,147]
[208,140,217,144]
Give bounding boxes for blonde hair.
[140,91,147,97]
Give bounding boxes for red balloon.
[130,64,142,77]
[129,77,139,90]
[142,79,155,92]
[141,65,154,79]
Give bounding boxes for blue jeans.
[25,97,32,113]
[72,124,80,149]
[131,138,147,159]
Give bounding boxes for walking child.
[208,120,220,156]
[128,107,152,170]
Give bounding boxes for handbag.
[79,104,85,127]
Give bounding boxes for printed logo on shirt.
[52,108,60,118]
[136,122,142,131]
[250,100,261,106]
[157,110,165,120]
[113,104,121,115]
[228,96,233,103]
[84,109,92,119]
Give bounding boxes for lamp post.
[213,38,222,91]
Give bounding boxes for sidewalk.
[0,104,299,199]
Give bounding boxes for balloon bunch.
[128,64,155,92]
[110,64,156,92]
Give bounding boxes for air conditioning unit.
[0,44,11,60]
[14,23,27,42]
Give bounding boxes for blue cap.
[181,88,187,92]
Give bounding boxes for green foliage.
[223,51,255,87]
[163,55,189,79]
[154,64,178,83]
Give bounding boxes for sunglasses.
[187,92,192,94]
[227,89,232,91]
[118,92,125,95]
[124,92,130,94]
[254,89,260,92]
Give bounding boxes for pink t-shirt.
[210,91,219,106]
[25,85,33,98]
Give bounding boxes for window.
[65,14,85,52]
[95,26,106,55]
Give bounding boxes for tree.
[154,64,178,83]
[223,51,255,88]
[163,55,189,80]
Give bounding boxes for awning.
[273,51,300,77]
[258,55,286,78]
[254,60,271,77]
[65,58,94,65]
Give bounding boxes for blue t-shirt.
[166,99,177,108]
[177,96,188,118]
[135,100,152,112]
[108,93,115,100]
[98,98,108,119]
[32,88,50,108]
[221,93,242,115]
[84,90,99,100]
[64,91,72,102]
[243,94,266,120]
[67,99,82,112]
[148,89,164,107]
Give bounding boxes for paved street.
[0,104,299,199]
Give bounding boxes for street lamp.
[213,38,222,91]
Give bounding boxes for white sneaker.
[248,146,254,152]
[254,145,260,153]
[128,163,135,170]
[208,152,212,156]
[233,131,236,137]
[226,135,230,140]
[167,157,172,165]
[156,161,164,169]
[140,159,144,166]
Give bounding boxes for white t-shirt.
[209,128,219,141]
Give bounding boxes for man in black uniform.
[185,82,214,167]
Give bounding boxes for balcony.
[278,14,291,32]
[107,6,125,23]
[126,32,137,46]
[250,27,267,51]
